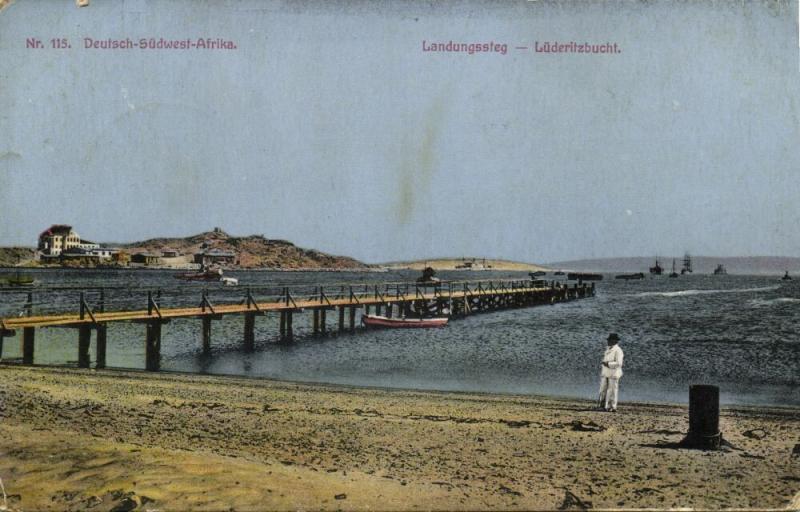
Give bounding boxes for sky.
[1,0,799,264]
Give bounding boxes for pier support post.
[375,304,382,316]
[244,313,255,352]
[320,309,327,335]
[145,321,162,371]
[202,316,212,354]
[96,324,107,369]
[78,325,91,368]
[338,306,345,333]
[286,311,293,342]
[349,306,356,333]
[22,327,34,365]
[279,312,286,340]
[386,303,392,318]
[312,309,320,335]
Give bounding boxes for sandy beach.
[0,366,798,511]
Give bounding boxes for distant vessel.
[175,267,224,281]
[681,253,693,274]
[416,266,441,285]
[649,259,663,275]
[529,271,547,278]
[567,272,603,281]
[713,264,727,275]
[554,270,565,276]
[782,271,792,281]
[669,259,679,278]
[615,273,644,280]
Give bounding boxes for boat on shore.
[713,264,727,275]
[615,273,644,280]
[782,271,792,281]
[362,314,448,329]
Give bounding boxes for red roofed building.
[38,225,81,256]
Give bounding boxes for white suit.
[598,343,624,410]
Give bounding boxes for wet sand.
[0,365,798,510]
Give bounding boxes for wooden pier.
[0,279,594,371]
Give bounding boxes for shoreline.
[1,366,798,510]
[4,361,800,412]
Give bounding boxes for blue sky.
[1,0,798,263]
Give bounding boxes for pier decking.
[0,279,594,371]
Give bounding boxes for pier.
[0,279,594,371]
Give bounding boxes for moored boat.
[615,272,644,280]
[567,272,603,281]
[782,271,792,281]
[362,314,448,329]
[2,274,35,287]
[175,268,224,281]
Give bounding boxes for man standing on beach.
[598,333,624,412]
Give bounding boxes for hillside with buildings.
[5,225,367,270]
[117,228,367,270]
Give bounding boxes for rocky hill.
[0,247,37,267]
[118,229,367,270]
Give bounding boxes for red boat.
[362,314,449,329]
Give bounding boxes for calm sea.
[1,269,798,407]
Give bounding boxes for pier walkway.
[0,279,594,371]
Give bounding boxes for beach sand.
[0,366,798,510]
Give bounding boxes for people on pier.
[598,332,624,412]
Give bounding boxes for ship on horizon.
[649,258,663,275]
[681,253,693,274]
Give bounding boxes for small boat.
[713,264,727,275]
[416,266,441,285]
[567,272,603,281]
[1,273,35,287]
[615,273,644,280]
[669,259,679,278]
[529,271,547,277]
[220,276,239,286]
[782,271,792,281]
[175,267,224,281]
[362,314,448,329]
[554,270,565,276]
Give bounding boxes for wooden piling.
[95,324,107,369]
[286,311,294,341]
[349,306,356,333]
[338,306,345,333]
[312,309,320,335]
[244,312,255,352]
[320,308,327,335]
[78,325,91,368]
[22,327,34,364]
[279,311,286,339]
[145,321,161,371]
[202,316,212,354]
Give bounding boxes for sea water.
[1,269,797,407]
